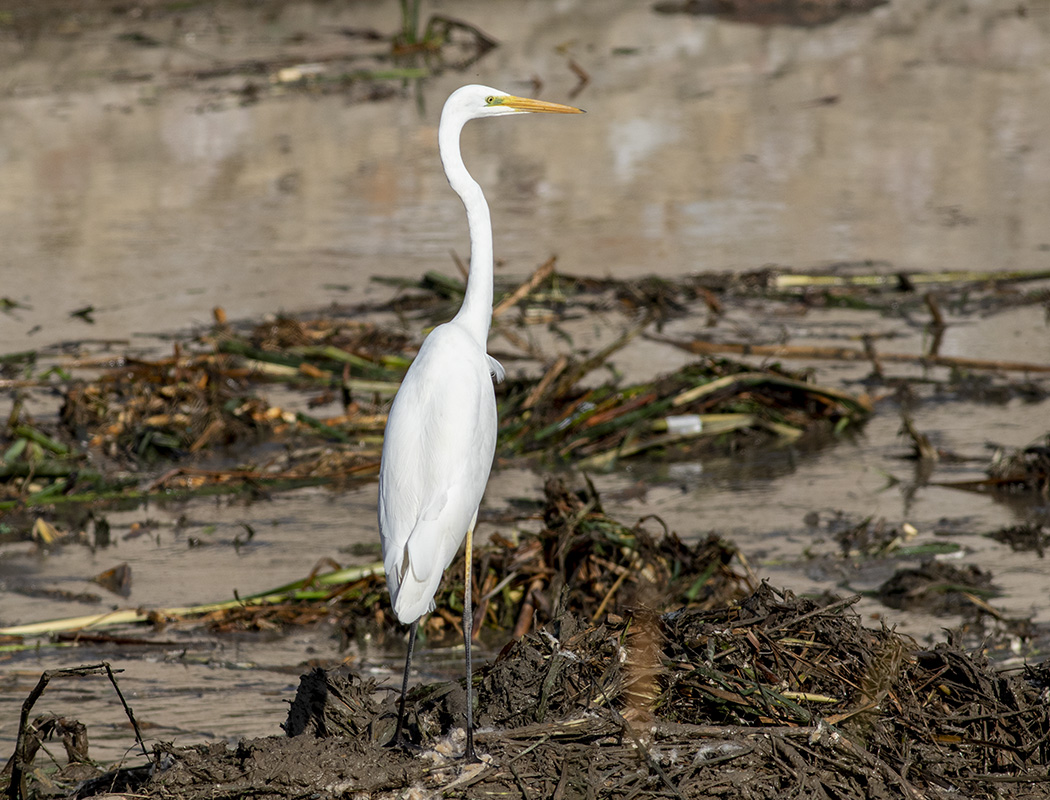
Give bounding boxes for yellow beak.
[500,95,585,114]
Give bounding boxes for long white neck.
[439,111,494,346]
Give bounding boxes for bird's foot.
[462,731,486,765]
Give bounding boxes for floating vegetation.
[988,522,1050,557]
[2,260,1046,517]
[59,354,274,462]
[876,560,997,615]
[499,359,869,469]
[0,478,750,651]
[933,433,1050,497]
[0,277,879,512]
[986,435,1050,495]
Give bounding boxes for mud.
[6,482,1050,799]
[14,587,1050,799]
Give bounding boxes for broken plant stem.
[5,663,147,800]
[553,314,653,397]
[0,563,384,640]
[492,256,557,318]
[652,334,1050,374]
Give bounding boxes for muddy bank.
[11,587,1050,800]
[5,480,1050,799]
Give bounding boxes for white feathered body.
[378,321,502,624]
[378,84,578,631]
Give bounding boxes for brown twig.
[522,355,569,410]
[568,58,590,99]
[591,557,636,622]
[493,257,557,319]
[924,292,946,329]
[513,577,546,639]
[553,315,653,397]
[766,594,863,634]
[495,325,548,362]
[861,334,884,379]
[650,334,1050,373]
[4,663,147,800]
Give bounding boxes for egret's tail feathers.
[388,531,457,625]
[390,587,434,621]
[391,577,438,625]
[384,544,431,625]
[383,505,475,625]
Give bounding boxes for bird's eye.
[485,96,495,105]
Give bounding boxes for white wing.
[378,323,498,624]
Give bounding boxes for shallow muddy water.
[1,0,1050,769]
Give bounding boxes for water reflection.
[2,0,1049,352]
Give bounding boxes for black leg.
[463,525,479,763]
[393,618,419,749]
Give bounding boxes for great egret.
[378,84,582,761]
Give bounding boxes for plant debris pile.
[233,316,409,382]
[990,521,1050,557]
[60,587,1050,800]
[922,432,1050,498]
[875,560,996,614]
[210,477,751,645]
[3,268,882,514]
[527,477,748,617]
[59,353,272,462]
[498,358,869,468]
[987,434,1050,495]
[123,476,745,644]
[11,259,1049,516]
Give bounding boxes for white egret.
[378,84,582,761]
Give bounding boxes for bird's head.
[444,84,584,122]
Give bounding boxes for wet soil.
[14,588,1050,799]
[6,480,1050,799]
